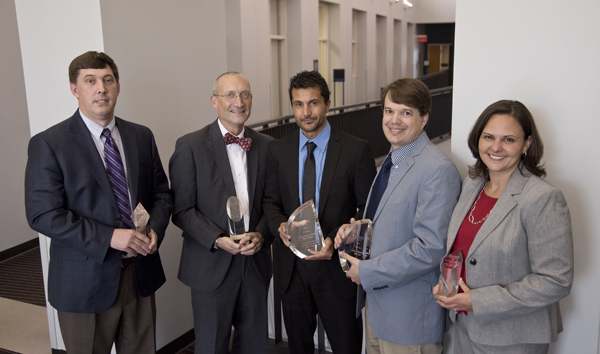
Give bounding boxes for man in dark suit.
[169,72,274,354]
[25,51,173,354]
[263,71,376,353]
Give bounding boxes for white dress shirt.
[218,119,250,232]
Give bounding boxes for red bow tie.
[224,132,252,151]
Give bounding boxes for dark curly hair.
[467,100,546,180]
[288,71,330,104]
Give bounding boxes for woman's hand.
[433,278,474,313]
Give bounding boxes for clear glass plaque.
[438,248,463,297]
[339,219,372,272]
[226,196,246,243]
[286,200,325,258]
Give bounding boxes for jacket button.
[469,258,477,265]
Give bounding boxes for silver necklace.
[468,182,490,225]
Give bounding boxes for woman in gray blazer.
[433,100,574,354]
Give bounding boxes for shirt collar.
[217,118,245,139]
[299,120,331,150]
[389,131,425,165]
[79,109,116,141]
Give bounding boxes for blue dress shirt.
[298,121,331,216]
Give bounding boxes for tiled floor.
[0,297,51,354]
[0,247,290,354]
[0,247,45,307]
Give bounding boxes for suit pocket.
[51,244,88,261]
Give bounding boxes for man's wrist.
[214,237,219,250]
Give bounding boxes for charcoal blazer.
[358,133,461,345]
[446,168,573,346]
[263,127,376,297]
[25,110,172,313]
[169,119,274,292]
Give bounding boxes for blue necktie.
[102,128,131,229]
[365,154,393,221]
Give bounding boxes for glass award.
[438,248,463,297]
[226,196,246,243]
[339,219,372,272]
[131,203,150,237]
[285,200,325,258]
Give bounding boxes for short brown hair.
[467,100,546,180]
[69,51,119,84]
[380,78,432,117]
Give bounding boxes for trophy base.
[339,257,350,272]
[230,234,245,243]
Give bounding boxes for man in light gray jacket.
[336,78,461,354]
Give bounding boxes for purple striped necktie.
[102,128,131,229]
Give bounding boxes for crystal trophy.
[131,203,150,237]
[339,219,373,272]
[285,200,325,258]
[226,196,246,243]
[438,248,463,297]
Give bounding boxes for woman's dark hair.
[467,100,546,180]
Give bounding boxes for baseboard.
[51,349,66,354]
[0,238,39,262]
[157,329,195,354]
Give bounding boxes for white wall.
[14,0,231,350]
[0,0,38,252]
[15,0,107,349]
[99,0,231,347]
[236,0,452,111]
[414,0,457,23]
[452,0,600,352]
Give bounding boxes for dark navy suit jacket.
[25,110,172,313]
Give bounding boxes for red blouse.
[450,188,497,314]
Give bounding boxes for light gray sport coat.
[359,133,462,345]
[447,167,574,346]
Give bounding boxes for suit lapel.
[372,134,429,222]
[245,127,259,211]
[319,128,341,216]
[208,120,237,197]
[69,113,119,212]
[284,132,301,208]
[446,178,484,248]
[117,118,139,208]
[467,170,528,257]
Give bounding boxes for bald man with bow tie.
[169,72,274,354]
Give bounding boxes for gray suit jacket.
[447,168,574,346]
[25,111,172,313]
[359,133,461,345]
[169,119,274,292]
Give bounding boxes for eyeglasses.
[214,91,252,101]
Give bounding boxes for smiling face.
[70,66,120,126]
[479,114,532,179]
[382,93,428,150]
[211,73,252,135]
[291,86,330,139]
